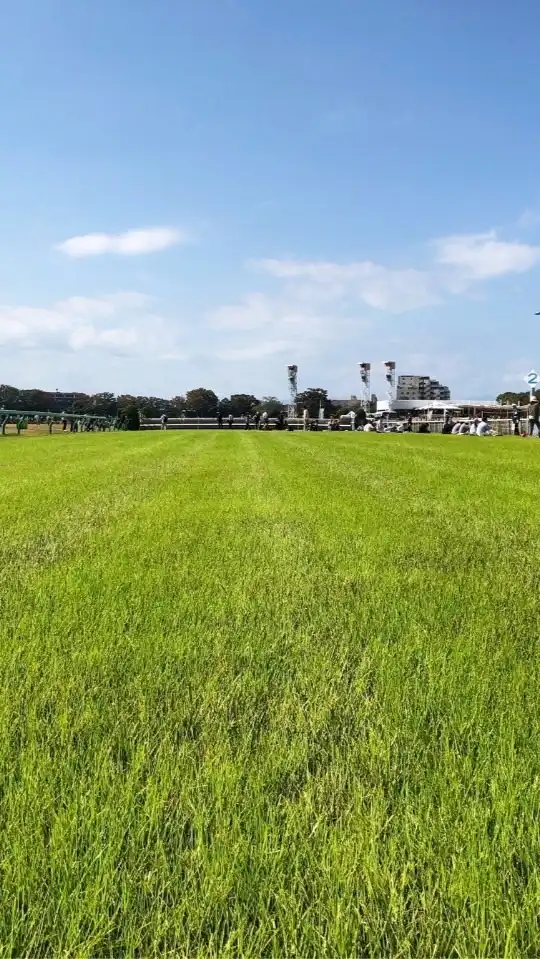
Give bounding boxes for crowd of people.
[448,416,494,436]
[155,398,540,437]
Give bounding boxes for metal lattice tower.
[383,361,396,405]
[358,362,371,411]
[287,364,298,418]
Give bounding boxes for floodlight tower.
[287,364,298,418]
[383,361,396,405]
[358,362,371,411]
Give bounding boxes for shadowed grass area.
[1,430,539,956]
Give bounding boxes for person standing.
[529,397,540,437]
[511,404,521,436]
[262,410,269,430]
[217,411,223,429]
[244,413,251,430]
[228,413,234,429]
[349,409,356,432]
[160,413,168,431]
[254,411,261,430]
[303,408,309,431]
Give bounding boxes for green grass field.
[2,430,540,956]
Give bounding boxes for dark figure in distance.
[217,411,223,429]
[529,397,540,437]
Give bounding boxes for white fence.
[142,415,520,435]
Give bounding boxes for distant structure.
[287,365,298,418]
[383,361,396,404]
[397,375,451,401]
[358,362,371,411]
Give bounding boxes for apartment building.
[397,375,451,401]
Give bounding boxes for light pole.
[383,361,396,405]
[358,363,371,412]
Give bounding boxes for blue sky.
[2,0,540,401]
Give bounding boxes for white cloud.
[216,340,294,361]
[0,291,183,359]
[434,230,540,280]
[56,227,186,258]
[248,227,540,321]
[68,325,139,352]
[251,258,438,313]
[517,209,540,230]
[55,292,152,319]
[206,290,336,364]
[209,292,319,331]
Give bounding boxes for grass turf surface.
[1,430,540,956]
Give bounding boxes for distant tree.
[90,392,118,416]
[296,388,329,418]
[226,393,260,416]
[71,393,92,414]
[21,389,50,411]
[0,385,23,410]
[254,396,284,417]
[119,404,140,431]
[185,388,219,416]
[169,395,186,416]
[496,390,531,405]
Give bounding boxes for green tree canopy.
[184,388,220,416]
[118,404,140,431]
[296,388,329,418]
[496,391,532,406]
[225,394,260,416]
[254,396,284,416]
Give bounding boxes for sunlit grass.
[1,430,539,956]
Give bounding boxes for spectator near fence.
[528,398,540,437]
[477,415,493,436]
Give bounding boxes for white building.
[397,375,451,401]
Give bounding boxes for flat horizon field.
[1,430,540,956]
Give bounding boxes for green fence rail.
[0,410,118,435]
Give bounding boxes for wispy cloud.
[209,292,322,331]
[0,292,183,358]
[252,258,438,313]
[248,228,540,318]
[216,340,294,361]
[517,209,540,230]
[56,227,186,258]
[433,230,540,280]
[206,225,540,368]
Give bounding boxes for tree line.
[495,391,540,406]
[0,384,365,420]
